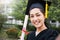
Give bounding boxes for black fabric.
[25,0,51,15]
[26,29,59,40]
[30,3,44,11]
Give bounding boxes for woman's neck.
[36,24,47,33]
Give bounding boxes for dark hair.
[28,3,45,16]
[44,19,51,28]
[29,8,45,15]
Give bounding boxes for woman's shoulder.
[45,29,59,40]
[28,31,35,35]
[26,31,35,39]
[47,29,59,34]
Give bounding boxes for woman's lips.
[33,21,40,25]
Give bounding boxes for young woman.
[25,0,59,40]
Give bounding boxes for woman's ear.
[43,13,46,19]
[44,15,46,20]
[44,14,46,19]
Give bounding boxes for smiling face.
[29,8,45,28]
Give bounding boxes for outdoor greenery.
[48,0,60,21]
[0,14,7,31]
[0,0,60,40]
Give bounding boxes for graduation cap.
[25,0,51,18]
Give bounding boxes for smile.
[34,21,40,25]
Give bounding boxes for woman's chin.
[35,25,42,28]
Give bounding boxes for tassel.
[45,1,48,18]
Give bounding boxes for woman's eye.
[30,15,34,18]
[36,14,40,16]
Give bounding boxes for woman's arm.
[55,34,60,40]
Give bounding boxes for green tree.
[48,0,60,21]
[10,0,28,21]
[8,0,29,33]
[0,14,7,31]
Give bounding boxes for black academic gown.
[27,29,59,40]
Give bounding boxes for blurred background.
[0,0,60,40]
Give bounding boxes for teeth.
[35,22,38,24]
[35,21,40,25]
[33,20,40,25]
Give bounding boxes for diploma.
[20,15,29,40]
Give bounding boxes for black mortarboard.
[25,0,51,18]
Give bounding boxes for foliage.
[10,0,28,21]
[27,25,36,31]
[0,14,7,31]
[16,25,23,30]
[48,0,60,21]
[17,30,22,39]
[50,26,60,33]
[6,28,19,38]
[0,14,7,24]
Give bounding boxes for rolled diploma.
[20,15,29,40]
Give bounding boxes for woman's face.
[29,8,45,28]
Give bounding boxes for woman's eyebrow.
[30,14,33,16]
[35,12,40,15]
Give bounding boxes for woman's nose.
[33,16,37,20]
